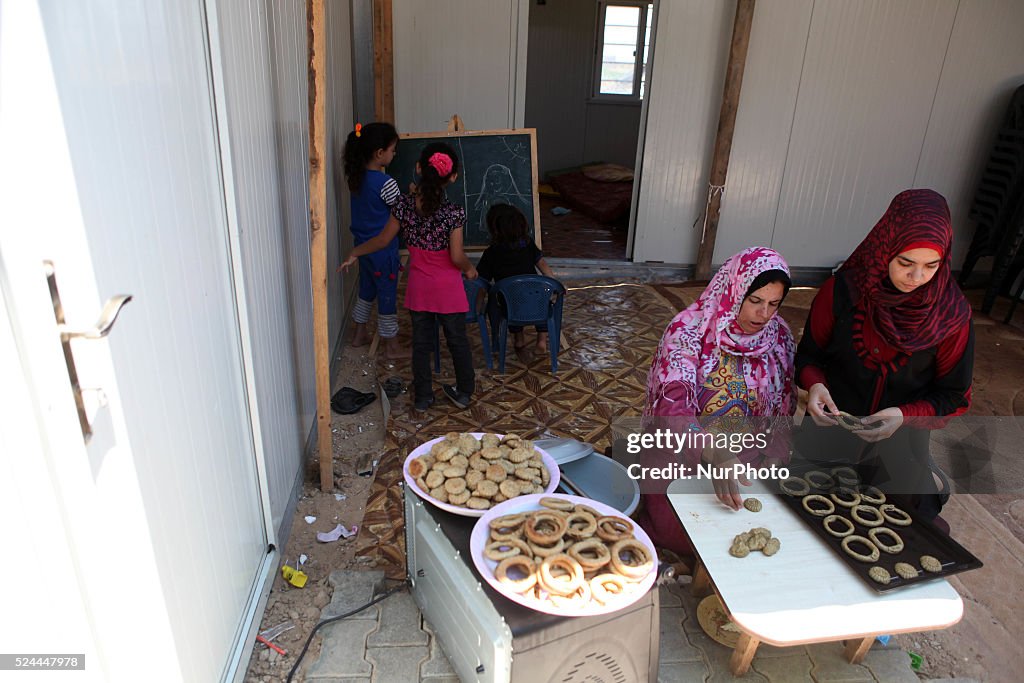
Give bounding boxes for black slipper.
[331,387,377,415]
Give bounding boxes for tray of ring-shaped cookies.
[469,493,659,616]
[776,466,982,593]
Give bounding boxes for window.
[594,2,653,100]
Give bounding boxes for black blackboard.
[390,129,540,249]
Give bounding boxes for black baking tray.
[775,469,983,593]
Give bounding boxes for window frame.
[591,0,652,102]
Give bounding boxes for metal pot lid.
[534,437,594,465]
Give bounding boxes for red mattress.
[549,171,633,224]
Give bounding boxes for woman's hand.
[464,265,478,280]
[855,407,903,442]
[807,383,840,426]
[338,255,357,273]
[706,447,750,511]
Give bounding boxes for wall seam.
[912,0,961,186]
[768,0,815,250]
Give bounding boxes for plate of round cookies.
[403,432,560,517]
[469,493,658,616]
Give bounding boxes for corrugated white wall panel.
[214,0,318,533]
[635,0,1022,270]
[525,0,594,176]
[393,0,524,133]
[713,0,812,263]
[770,0,958,268]
[914,0,1024,268]
[266,0,316,451]
[633,0,734,264]
[35,2,268,679]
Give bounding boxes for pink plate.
[470,493,657,616]
[403,434,560,518]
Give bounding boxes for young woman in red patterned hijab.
[796,189,974,523]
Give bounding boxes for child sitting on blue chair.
[476,204,556,355]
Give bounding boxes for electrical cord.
[285,580,409,682]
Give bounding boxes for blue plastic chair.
[434,277,492,372]
[490,274,566,374]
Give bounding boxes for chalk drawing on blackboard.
[394,128,540,248]
[470,164,534,238]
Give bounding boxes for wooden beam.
[373,0,394,122]
[307,0,332,492]
[694,0,756,280]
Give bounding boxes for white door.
[0,2,270,681]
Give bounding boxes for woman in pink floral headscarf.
[638,247,796,555]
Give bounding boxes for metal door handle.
[58,295,133,340]
[43,260,132,442]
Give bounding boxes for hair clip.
[355,123,362,138]
[428,152,453,177]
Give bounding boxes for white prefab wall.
[634,0,1024,269]
[211,0,317,534]
[393,0,528,133]
[211,0,357,535]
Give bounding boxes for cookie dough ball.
[729,541,750,558]
[920,555,942,573]
[894,562,918,579]
[762,537,781,556]
[743,497,763,512]
[868,566,891,585]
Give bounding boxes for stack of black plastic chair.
[960,84,1024,314]
[998,198,1024,322]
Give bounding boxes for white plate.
[470,493,657,617]
[534,438,594,466]
[403,434,561,518]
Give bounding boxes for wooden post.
[844,636,874,664]
[694,0,756,281]
[373,0,394,122]
[691,559,711,596]
[729,632,760,675]
[308,0,332,492]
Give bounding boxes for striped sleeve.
[379,177,400,206]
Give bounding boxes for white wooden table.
[666,478,963,675]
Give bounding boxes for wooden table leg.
[730,632,760,675]
[844,636,873,664]
[691,559,711,597]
